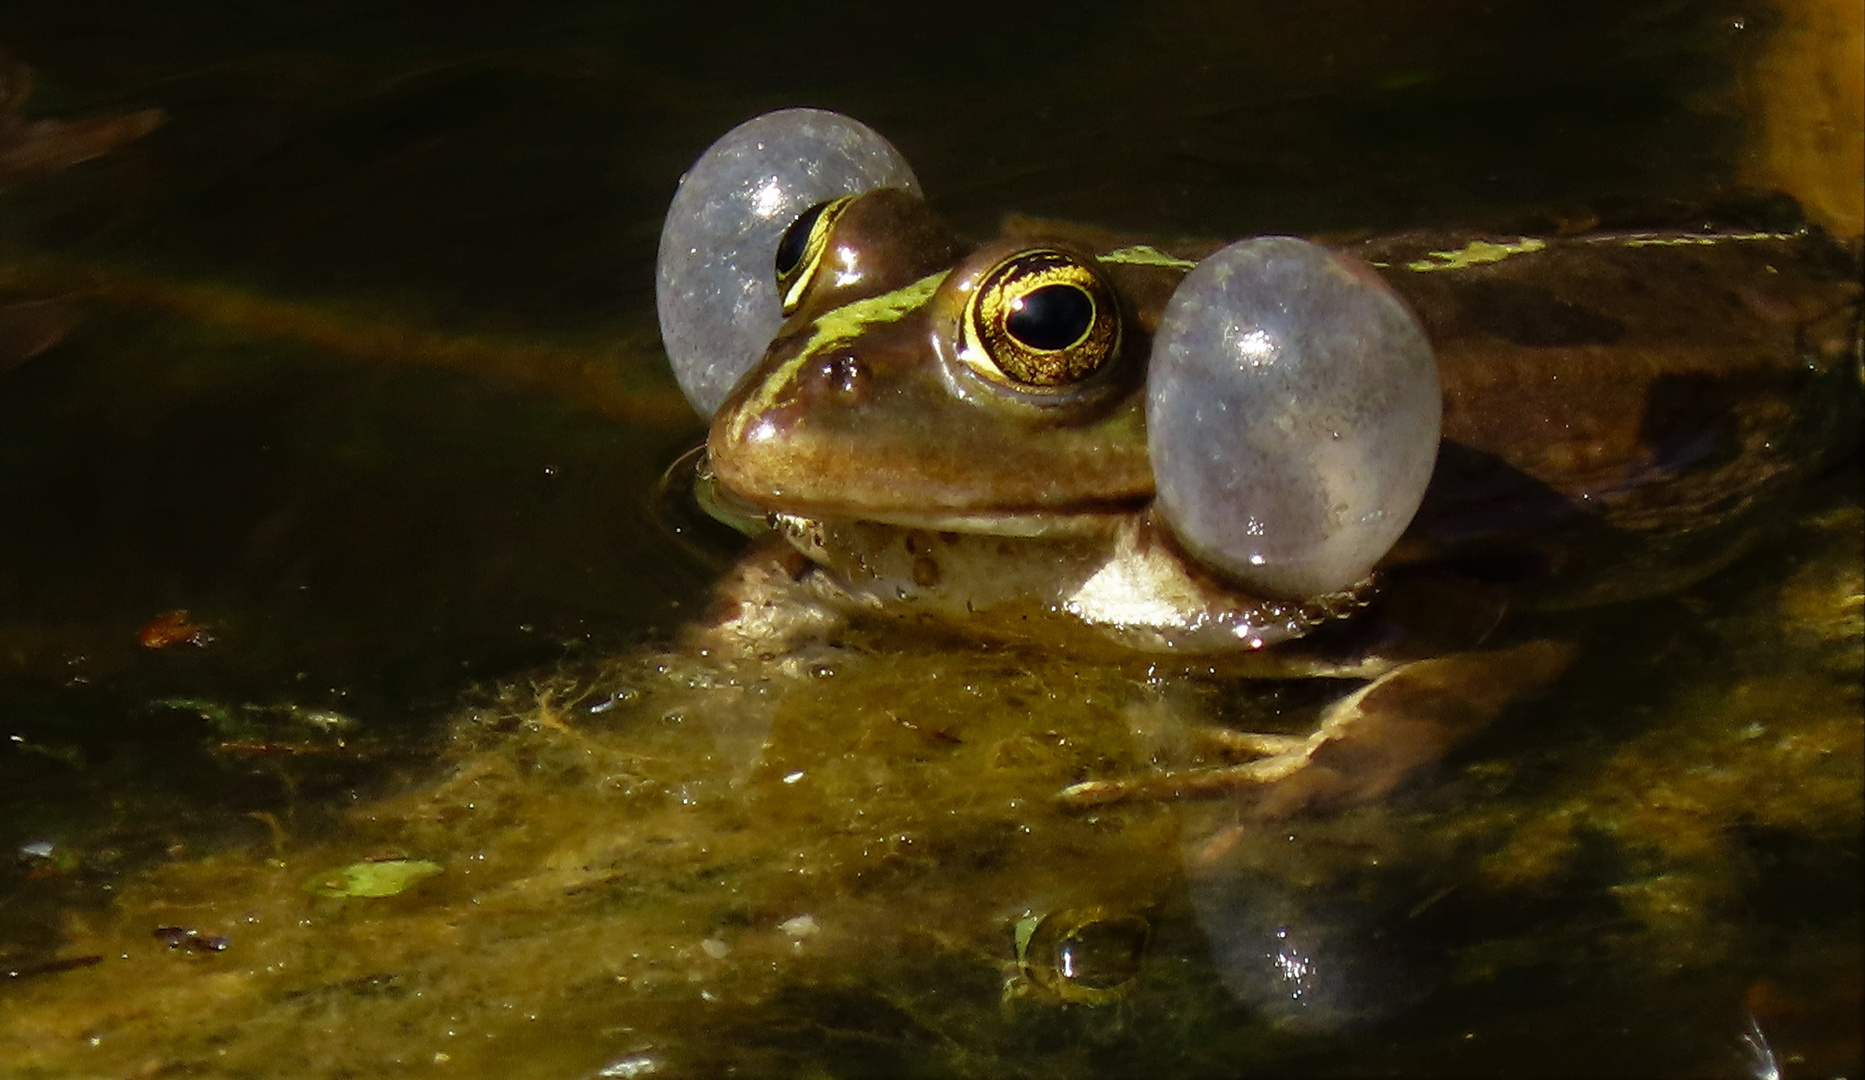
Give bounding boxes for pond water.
[1,3,1859,1077]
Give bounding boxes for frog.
[656,109,1863,815]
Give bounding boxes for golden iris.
[961,249,1120,390]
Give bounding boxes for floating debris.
[138,610,215,650]
[152,927,229,953]
[0,48,164,186]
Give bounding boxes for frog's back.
[1363,228,1862,603]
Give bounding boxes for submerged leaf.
[304,859,442,899]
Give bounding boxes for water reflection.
[1186,847,1435,1033]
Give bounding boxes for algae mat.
[3,496,1858,1078]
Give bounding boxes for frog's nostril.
[818,354,867,399]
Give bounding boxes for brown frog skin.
[691,188,1861,809]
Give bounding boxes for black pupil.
[774,201,829,278]
[1005,284,1093,351]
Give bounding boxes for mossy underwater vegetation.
[0,490,1857,1077]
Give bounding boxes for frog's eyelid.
[776,196,855,315]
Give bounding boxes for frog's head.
[712,186,1194,531]
[658,109,1441,598]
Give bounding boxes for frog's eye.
[773,195,854,316]
[656,109,919,417]
[960,250,1121,392]
[1148,237,1440,598]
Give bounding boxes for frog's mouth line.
[691,450,1140,539]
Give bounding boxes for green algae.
[0,491,1857,1077]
